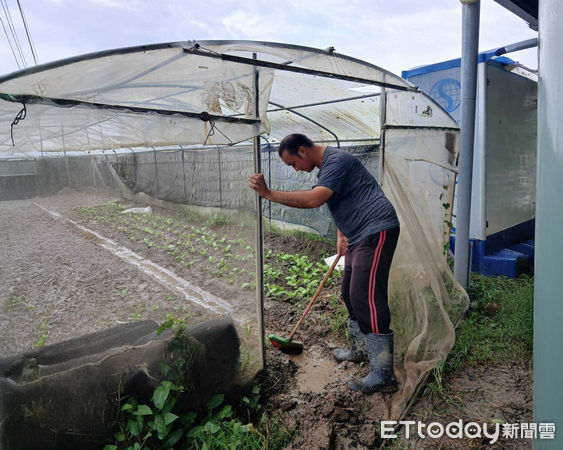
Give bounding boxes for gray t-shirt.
[314,147,399,245]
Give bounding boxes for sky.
[0,0,538,78]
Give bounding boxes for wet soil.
[262,301,534,449]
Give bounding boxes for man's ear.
[297,146,306,158]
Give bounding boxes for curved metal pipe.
[268,100,340,148]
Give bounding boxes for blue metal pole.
[453,0,480,288]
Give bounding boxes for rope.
[200,111,233,146]
[10,102,26,146]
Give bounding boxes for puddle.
[292,350,339,393]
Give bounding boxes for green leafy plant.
[107,376,290,449]
[106,380,187,449]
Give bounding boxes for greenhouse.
[0,40,468,448]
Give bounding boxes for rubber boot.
[349,331,398,393]
[333,318,367,362]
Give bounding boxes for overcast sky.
[1,0,537,77]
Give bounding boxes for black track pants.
[341,227,400,335]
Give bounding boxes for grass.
[325,294,348,338]
[6,295,22,311]
[206,213,231,228]
[426,273,534,398]
[453,274,533,366]
[35,317,49,347]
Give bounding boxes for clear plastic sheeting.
[267,72,382,143]
[0,40,468,423]
[0,40,414,154]
[386,90,459,128]
[193,41,413,91]
[0,43,274,151]
[0,100,267,152]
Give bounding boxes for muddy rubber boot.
[333,318,367,362]
[349,331,398,393]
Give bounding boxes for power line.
[0,15,20,69]
[1,0,26,67]
[16,0,37,64]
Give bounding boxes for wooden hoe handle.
[288,254,342,340]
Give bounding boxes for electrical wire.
[16,0,37,65]
[1,0,26,67]
[0,15,20,69]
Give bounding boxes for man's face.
[280,147,316,172]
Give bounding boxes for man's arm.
[266,187,333,208]
[248,173,333,209]
[337,228,348,256]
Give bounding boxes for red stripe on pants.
[368,230,386,334]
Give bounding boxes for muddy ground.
[0,190,533,449]
[262,290,533,449]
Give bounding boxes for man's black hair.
[278,134,314,157]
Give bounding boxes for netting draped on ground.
[382,141,469,419]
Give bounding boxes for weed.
[106,386,288,450]
[206,213,231,228]
[6,296,22,310]
[156,315,192,335]
[326,295,348,338]
[35,317,49,347]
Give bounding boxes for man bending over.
[248,133,400,393]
